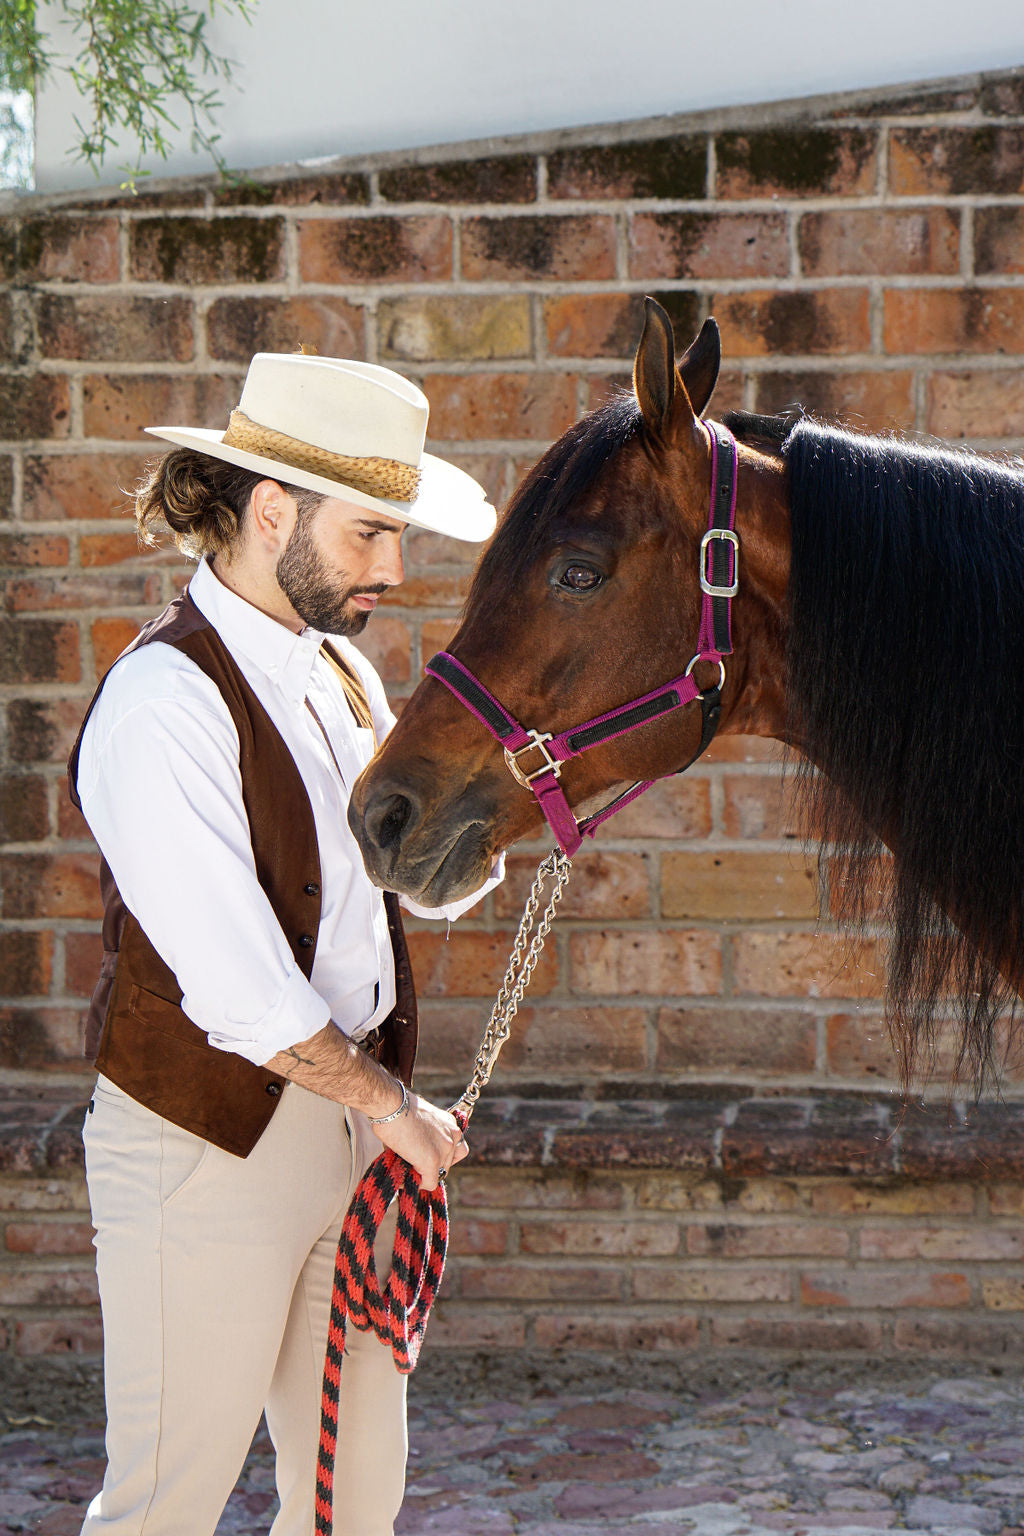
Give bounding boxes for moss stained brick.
[298,216,453,283]
[206,295,366,362]
[130,216,285,283]
[890,127,1024,197]
[379,155,537,204]
[0,377,71,440]
[213,172,371,208]
[716,127,877,198]
[547,136,707,200]
[35,294,195,363]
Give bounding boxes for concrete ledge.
[4,1084,1022,1181]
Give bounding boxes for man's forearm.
[266,1022,404,1119]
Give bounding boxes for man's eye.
[558,564,603,592]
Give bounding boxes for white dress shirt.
[77,558,496,1066]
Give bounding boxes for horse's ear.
[633,297,676,436]
[677,317,721,418]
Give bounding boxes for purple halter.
[424,422,739,857]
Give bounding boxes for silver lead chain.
[451,848,572,1120]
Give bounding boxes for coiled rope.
[315,848,572,1532]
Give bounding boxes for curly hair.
[134,449,323,559]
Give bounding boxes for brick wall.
[3,65,1024,1362]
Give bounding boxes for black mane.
[784,420,1024,1088]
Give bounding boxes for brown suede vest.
[67,590,417,1157]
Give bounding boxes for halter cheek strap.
[424,421,739,857]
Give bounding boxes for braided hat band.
[222,409,422,503]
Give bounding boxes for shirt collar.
[188,557,326,704]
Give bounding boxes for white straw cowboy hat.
[145,353,496,542]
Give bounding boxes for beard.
[275,512,386,635]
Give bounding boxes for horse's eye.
[558,564,603,593]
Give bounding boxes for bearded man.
[68,353,499,1535]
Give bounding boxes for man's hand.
[265,1021,468,1189]
[370,1091,468,1191]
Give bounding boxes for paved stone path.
[2,1361,1023,1534]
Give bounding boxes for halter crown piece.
[424,421,740,857]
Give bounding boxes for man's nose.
[378,540,405,586]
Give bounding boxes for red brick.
[893,1315,1024,1356]
[79,532,150,567]
[498,1005,648,1075]
[461,215,617,281]
[754,369,916,433]
[886,288,1024,356]
[987,1185,1024,1216]
[424,372,576,442]
[799,209,959,277]
[0,1007,90,1069]
[378,571,468,610]
[975,206,1024,275]
[0,534,71,567]
[713,289,871,357]
[90,618,143,676]
[927,369,1024,439]
[0,853,102,920]
[608,777,711,840]
[82,374,238,441]
[0,375,71,440]
[379,295,530,363]
[0,1266,97,1306]
[889,127,1024,196]
[656,1006,816,1075]
[720,773,800,840]
[214,172,370,208]
[6,571,160,614]
[630,212,790,280]
[406,929,558,997]
[0,775,50,842]
[702,735,784,765]
[0,619,80,683]
[298,215,452,283]
[716,128,878,198]
[349,616,410,686]
[824,1012,900,1080]
[57,795,92,841]
[130,216,285,283]
[5,1220,95,1255]
[422,1304,525,1350]
[0,931,53,994]
[633,1264,790,1302]
[547,136,707,200]
[6,699,90,764]
[861,1226,1024,1261]
[35,294,194,363]
[733,932,887,998]
[495,850,651,919]
[712,1317,883,1350]
[455,1169,625,1210]
[542,294,645,360]
[521,1219,679,1257]
[532,1312,699,1351]
[206,294,367,362]
[635,1176,724,1212]
[812,1182,975,1217]
[18,216,120,282]
[0,1178,90,1214]
[379,154,537,203]
[448,1218,508,1256]
[662,850,820,920]
[22,453,150,522]
[14,1316,103,1355]
[800,1268,970,1308]
[687,1221,849,1258]
[569,929,722,995]
[65,931,103,997]
[458,1263,623,1300]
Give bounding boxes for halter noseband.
[424,422,739,857]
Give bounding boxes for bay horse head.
[350,298,791,905]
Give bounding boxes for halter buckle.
[504,731,562,789]
[699,528,739,598]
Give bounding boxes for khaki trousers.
[80,1074,407,1536]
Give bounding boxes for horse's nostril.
[376,794,412,850]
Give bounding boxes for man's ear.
[250,479,294,550]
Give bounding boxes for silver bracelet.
[367,1079,409,1127]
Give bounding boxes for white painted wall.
[33,0,1024,193]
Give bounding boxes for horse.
[348,298,1024,1091]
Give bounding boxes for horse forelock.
[784,419,1024,1091]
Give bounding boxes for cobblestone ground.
[2,1357,1023,1535]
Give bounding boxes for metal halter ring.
[503,729,562,788]
[685,653,727,690]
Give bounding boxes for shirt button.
[298,933,315,948]
[304,882,320,896]
[266,1082,282,1097]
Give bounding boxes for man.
[68,352,499,1535]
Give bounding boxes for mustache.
[349,584,390,597]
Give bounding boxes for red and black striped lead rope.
[315,849,572,1534]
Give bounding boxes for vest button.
[304,882,320,896]
[298,933,314,948]
[266,1082,282,1097]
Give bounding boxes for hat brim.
[143,426,497,543]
